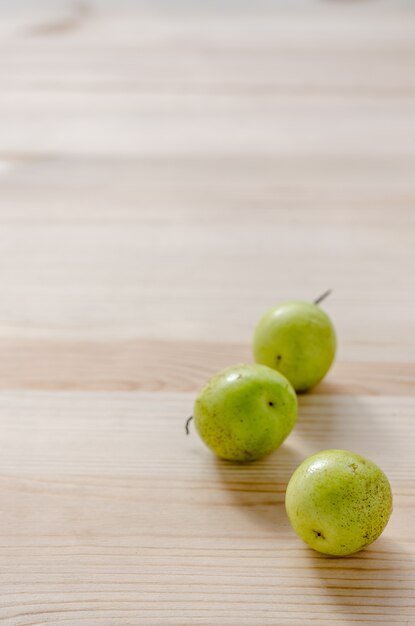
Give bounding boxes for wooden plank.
[0,157,413,361]
[0,1,414,624]
[0,338,413,394]
[0,4,414,158]
[0,391,413,625]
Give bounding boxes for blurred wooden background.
[0,1,414,624]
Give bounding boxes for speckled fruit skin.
[253,300,336,392]
[285,450,393,556]
[193,364,297,462]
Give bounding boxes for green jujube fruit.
[193,364,297,462]
[253,300,336,392]
[285,449,393,556]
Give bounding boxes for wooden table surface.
[0,1,414,625]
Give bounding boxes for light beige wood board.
[0,1,414,624]
[0,392,414,625]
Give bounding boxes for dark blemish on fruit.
[276,355,282,362]
[268,401,274,407]
[312,530,325,539]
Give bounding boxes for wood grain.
[0,1,414,625]
[0,338,413,395]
